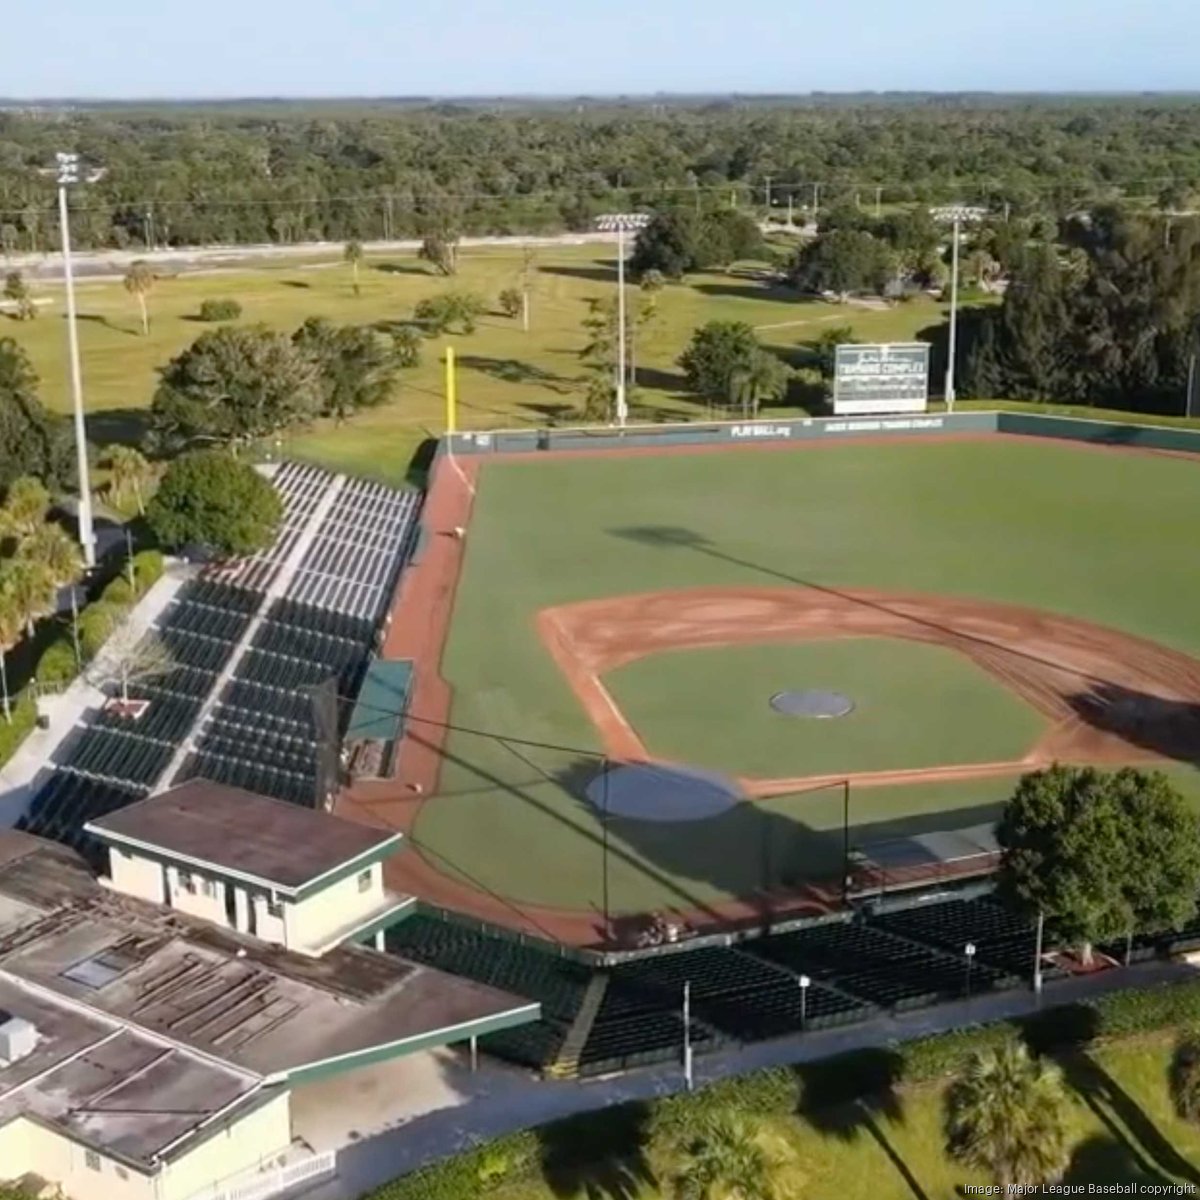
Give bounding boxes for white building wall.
[107,850,167,905]
[0,1093,293,1200]
[164,865,227,926]
[285,863,384,953]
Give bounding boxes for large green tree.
[679,320,788,412]
[946,1041,1071,1187]
[0,341,74,490]
[996,765,1200,959]
[672,1113,798,1200]
[146,449,282,557]
[292,318,401,422]
[149,325,320,449]
[790,229,893,298]
[631,209,763,279]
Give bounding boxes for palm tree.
[2,556,55,639]
[22,522,82,589]
[728,350,792,418]
[105,445,154,515]
[122,260,156,335]
[1,476,50,543]
[0,583,20,722]
[946,1041,1071,1187]
[344,240,364,295]
[673,1113,799,1200]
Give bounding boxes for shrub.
[34,636,79,686]
[498,287,522,319]
[78,601,123,660]
[0,694,36,767]
[132,548,164,593]
[101,576,135,606]
[197,298,242,322]
[1172,1038,1200,1122]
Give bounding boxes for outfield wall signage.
[833,343,930,415]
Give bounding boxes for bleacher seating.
[385,913,588,1069]
[871,896,1050,981]
[750,918,1017,1011]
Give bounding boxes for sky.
[2,0,1198,99]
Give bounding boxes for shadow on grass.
[70,312,141,336]
[87,408,153,449]
[1059,1050,1200,1186]
[537,1104,655,1200]
[797,1049,930,1200]
[374,261,428,275]
[458,354,578,394]
[279,279,311,289]
[539,263,619,283]
[691,280,799,303]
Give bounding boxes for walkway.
[304,956,1200,1199]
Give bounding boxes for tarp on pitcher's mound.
[586,761,743,822]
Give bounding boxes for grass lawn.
[606,639,1046,779]
[2,245,949,483]
[404,1034,1200,1200]
[412,437,1200,916]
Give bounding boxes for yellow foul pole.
[444,344,457,435]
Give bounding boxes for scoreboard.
[833,343,930,415]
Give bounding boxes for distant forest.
[3,97,1200,249]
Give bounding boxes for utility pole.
[812,182,821,214]
[764,175,773,212]
[682,981,693,1091]
[875,185,883,218]
[56,153,95,569]
[786,192,795,227]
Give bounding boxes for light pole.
[682,980,693,1091]
[964,941,977,998]
[934,205,981,416]
[56,153,95,569]
[798,973,811,1031]
[595,213,651,428]
[1033,910,1044,995]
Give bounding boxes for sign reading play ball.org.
[833,343,930,415]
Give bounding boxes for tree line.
[4,99,1200,250]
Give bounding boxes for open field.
[2,245,951,482]
[364,434,1200,934]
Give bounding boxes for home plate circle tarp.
[585,762,743,822]
[770,689,855,718]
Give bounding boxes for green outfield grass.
[606,639,1045,779]
[3,246,950,483]
[410,436,1200,917]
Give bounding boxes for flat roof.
[85,779,402,893]
[0,975,264,1170]
[0,833,538,1086]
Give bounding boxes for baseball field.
[348,431,1200,944]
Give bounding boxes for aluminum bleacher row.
[385,890,1194,1078]
[18,461,423,854]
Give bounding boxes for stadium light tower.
[932,204,983,415]
[56,152,95,569]
[595,212,651,427]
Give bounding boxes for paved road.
[304,956,1199,1200]
[5,232,623,281]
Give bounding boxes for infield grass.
[412,436,1200,916]
[606,639,1046,778]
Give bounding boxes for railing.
[183,1151,336,1200]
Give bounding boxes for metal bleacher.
[18,460,424,853]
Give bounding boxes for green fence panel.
[997,411,1200,454]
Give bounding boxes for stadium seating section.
[18,461,423,855]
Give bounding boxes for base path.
[537,585,1200,793]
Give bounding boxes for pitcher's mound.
[770,689,855,718]
[586,762,742,822]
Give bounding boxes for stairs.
[547,971,610,1078]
